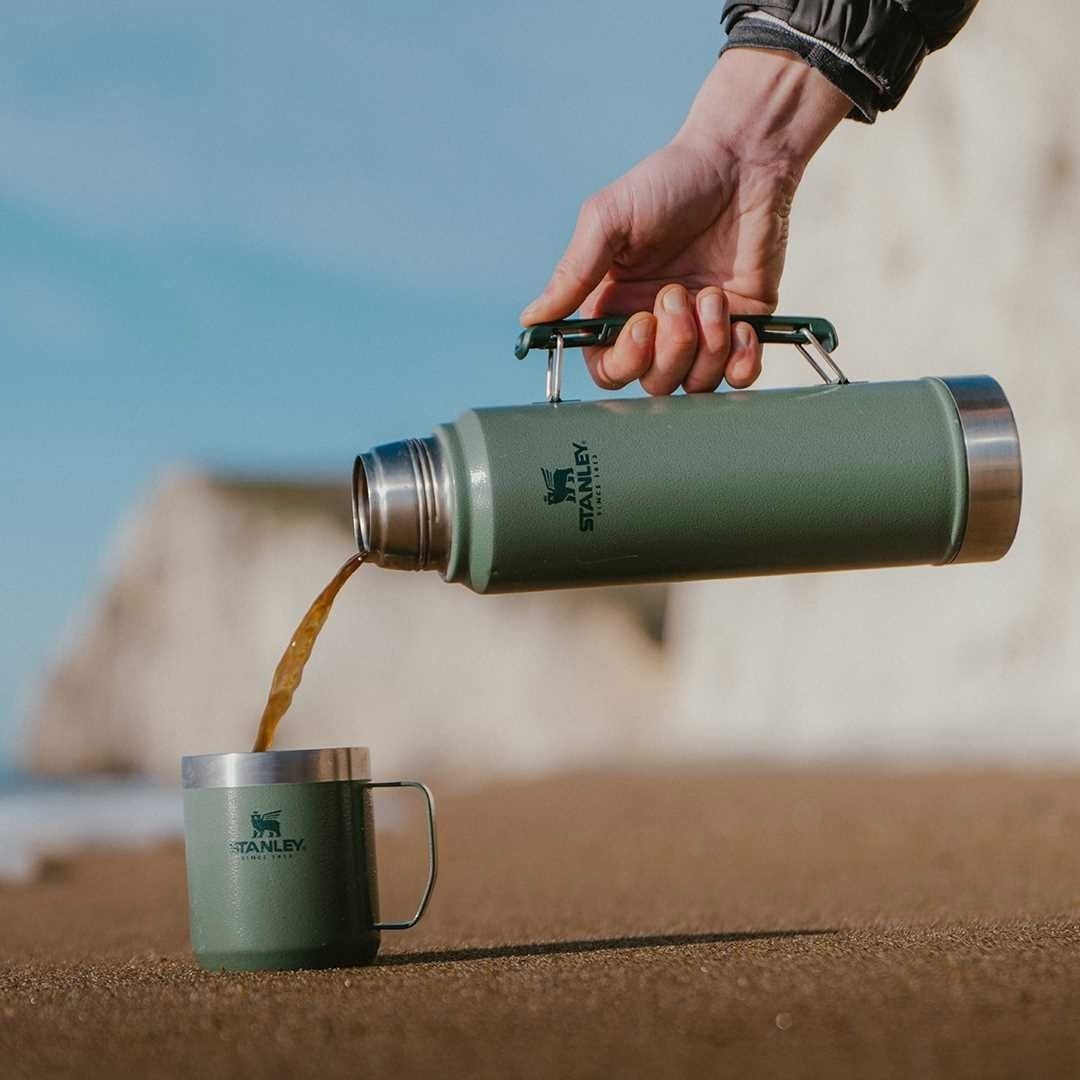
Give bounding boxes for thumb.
[520,195,618,324]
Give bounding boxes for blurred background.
[2,2,1077,878]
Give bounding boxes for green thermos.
[352,315,1021,592]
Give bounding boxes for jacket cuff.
[719,16,878,122]
[722,2,929,120]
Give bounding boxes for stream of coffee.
[251,552,365,753]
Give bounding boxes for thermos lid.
[940,376,1022,563]
[181,747,372,789]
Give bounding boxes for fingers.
[682,287,730,393]
[639,285,698,396]
[520,193,620,325]
[581,282,765,395]
[725,320,763,388]
[584,313,655,390]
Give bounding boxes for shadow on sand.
[377,928,838,967]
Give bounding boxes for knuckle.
[657,332,697,365]
[580,190,612,231]
[551,257,582,285]
[580,188,625,246]
[701,338,730,363]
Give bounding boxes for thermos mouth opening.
[351,439,452,572]
[352,455,372,555]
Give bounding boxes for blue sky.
[0,2,724,761]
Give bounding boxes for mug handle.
[363,780,438,931]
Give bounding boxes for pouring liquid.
[251,553,365,753]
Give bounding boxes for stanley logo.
[541,467,575,505]
[541,442,602,532]
[228,809,307,859]
[251,809,281,838]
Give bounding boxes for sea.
[0,769,182,883]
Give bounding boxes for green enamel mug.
[181,747,437,971]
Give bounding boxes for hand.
[520,50,851,394]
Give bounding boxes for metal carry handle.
[364,780,438,931]
[515,314,847,403]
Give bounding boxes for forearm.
[674,49,852,177]
[720,0,982,121]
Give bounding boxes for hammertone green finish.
[440,379,968,593]
[183,781,381,971]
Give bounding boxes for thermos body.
[353,376,1021,593]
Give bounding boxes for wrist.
[674,49,852,176]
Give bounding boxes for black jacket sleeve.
[719,1,981,122]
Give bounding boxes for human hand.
[520,50,851,394]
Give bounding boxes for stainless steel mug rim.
[181,747,372,789]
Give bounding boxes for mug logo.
[541,442,602,532]
[541,466,575,505]
[251,809,281,838]
[228,808,306,860]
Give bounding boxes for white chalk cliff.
[667,2,1080,760]
[28,471,668,783]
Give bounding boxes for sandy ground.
[4,768,1080,1078]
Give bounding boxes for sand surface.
[4,768,1080,1078]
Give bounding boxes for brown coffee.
[251,552,365,752]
